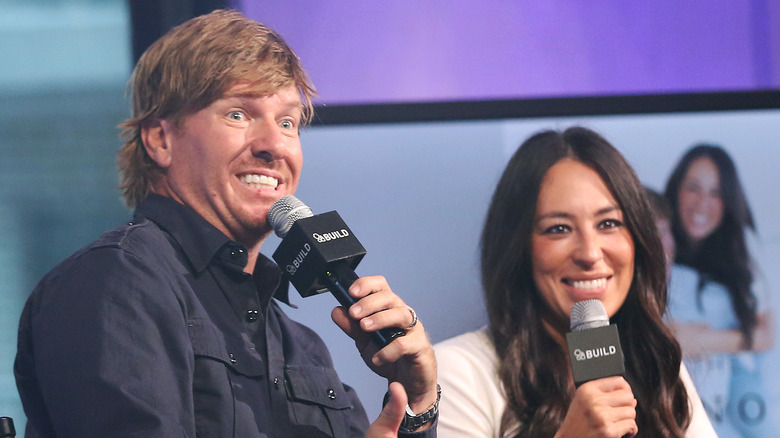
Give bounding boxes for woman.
[664,145,774,436]
[435,127,715,437]
[647,186,740,436]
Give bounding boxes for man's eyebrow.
[219,94,303,114]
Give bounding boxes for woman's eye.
[682,182,701,194]
[544,224,569,234]
[600,219,623,229]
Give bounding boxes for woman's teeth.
[240,174,278,189]
[570,278,607,290]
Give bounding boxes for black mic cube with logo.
[566,324,626,387]
[272,211,366,297]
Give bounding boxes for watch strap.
[399,384,441,432]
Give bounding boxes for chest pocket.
[187,318,267,437]
[187,317,264,376]
[285,364,355,437]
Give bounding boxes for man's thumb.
[366,382,408,437]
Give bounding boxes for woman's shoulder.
[434,326,501,384]
[435,326,496,359]
[434,326,507,436]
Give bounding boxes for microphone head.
[267,195,314,238]
[570,299,609,332]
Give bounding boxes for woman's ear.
[141,118,172,168]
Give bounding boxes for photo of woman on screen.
[664,144,775,437]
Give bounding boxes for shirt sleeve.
[434,329,505,438]
[17,245,196,438]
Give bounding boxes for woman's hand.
[555,376,637,438]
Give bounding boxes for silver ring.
[405,307,418,329]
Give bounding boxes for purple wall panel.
[239,1,777,105]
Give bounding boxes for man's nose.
[249,119,287,161]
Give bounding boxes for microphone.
[268,195,406,347]
[0,417,15,437]
[565,299,625,386]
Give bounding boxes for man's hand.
[331,275,438,421]
[365,382,407,437]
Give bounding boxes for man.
[15,9,438,437]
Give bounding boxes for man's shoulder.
[98,216,178,257]
[44,217,173,282]
[22,217,183,327]
[92,216,166,251]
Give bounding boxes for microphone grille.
[570,299,609,332]
[267,195,314,238]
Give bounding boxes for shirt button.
[273,377,280,386]
[230,247,245,260]
[246,309,259,322]
[229,353,237,364]
[327,389,337,400]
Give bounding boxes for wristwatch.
[399,384,441,432]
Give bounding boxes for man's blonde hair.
[118,9,315,207]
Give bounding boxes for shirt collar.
[133,194,295,307]
[134,194,232,273]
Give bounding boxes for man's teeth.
[570,278,607,290]
[240,174,278,189]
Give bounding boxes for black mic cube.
[566,324,626,386]
[272,211,366,297]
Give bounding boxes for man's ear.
[141,118,173,168]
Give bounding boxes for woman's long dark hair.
[664,144,757,347]
[481,127,690,437]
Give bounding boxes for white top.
[434,327,718,437]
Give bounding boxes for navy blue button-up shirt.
[15,194,435,437]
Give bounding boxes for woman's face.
[531,159,635,320]
[677,156,724,243]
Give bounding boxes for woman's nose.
[573,230,603,267]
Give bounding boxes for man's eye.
[228,111,245,121]
[280,120,294,129]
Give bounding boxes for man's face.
[148,84,303,245]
